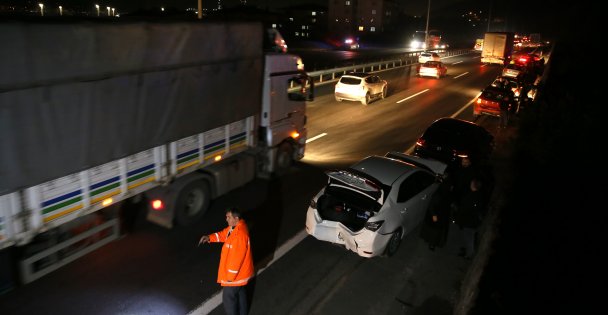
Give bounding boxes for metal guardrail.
[307,49,474,87]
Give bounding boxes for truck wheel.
[175,179,210,226]
[275,142,294,175]
[385,229,403,257]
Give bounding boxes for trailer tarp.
[0,21,264,193]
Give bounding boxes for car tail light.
[364,220,384,231]
[477,98,482,104]
[416,138,425,146]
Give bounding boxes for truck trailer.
[0,20,313,288]
[481,32,515,65]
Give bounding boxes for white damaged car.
[305,152,447,257]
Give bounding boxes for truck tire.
[175,179,210,226]
[275,142,294,176]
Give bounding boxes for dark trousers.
[499,108,509,128]
[223,285,248,315]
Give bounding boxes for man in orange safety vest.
[199,207,254,315]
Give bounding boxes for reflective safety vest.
[208,219,254,286]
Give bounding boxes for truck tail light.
[151,199,164,211]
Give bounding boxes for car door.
[394,171,436,235]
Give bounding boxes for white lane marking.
[453,72,469,79]
[188,230,309,315]
[404,91,482,155]
[452,61,463,65]
[396,89,429,104]
[306,133,327,143]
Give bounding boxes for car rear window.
[339,77,362,85]
[481,89,507,101]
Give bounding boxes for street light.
[59,5,62,16]
[111,8,115,16]
[38,3,44,16]
[424,0,431,50]
[198,0,202,19]
[106,6,110,16]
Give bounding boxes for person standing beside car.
[499,89,514,128]
[420,174,453,250]
[454,178,487,259]
[199,207,254,315]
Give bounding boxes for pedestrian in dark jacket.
[452,157,479,199]
[499,90,514,128]
[454,178,487,259]
[420,175,453,250]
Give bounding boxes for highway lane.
[0,51,506,315]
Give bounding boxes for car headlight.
[364,220,384,232]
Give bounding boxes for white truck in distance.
[481,32,515,65]
[0,20,313,287]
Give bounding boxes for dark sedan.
[414,118,494,167]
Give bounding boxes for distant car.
[501,63,527,79]
[473,85,515,118]
[343,37,360,50]
[334,72,388,105]
[305,152,447,257]
[418,52,441,64]
[414,117,494,166]
[418,61,448,79]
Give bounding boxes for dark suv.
[414,118,494,167]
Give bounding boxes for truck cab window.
[288,75,314,101]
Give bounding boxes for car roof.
[349,155,417,186]
[484,85,509,93]
[422,119,494,149]
[423,117,490,139]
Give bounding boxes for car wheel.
[381,86,387,99]
[385,229,403,257]
[361,93,371,105]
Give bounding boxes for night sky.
[0,0,586,40]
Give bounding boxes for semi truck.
[481,32,515,65]
[0,20,313,289]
